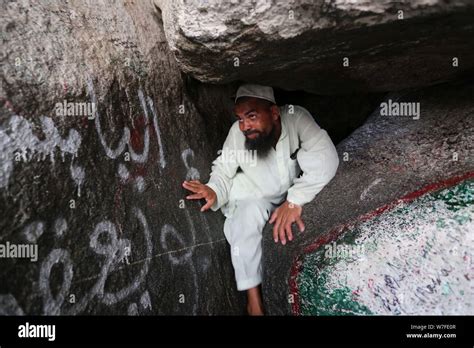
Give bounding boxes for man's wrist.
[287,199,302,209]
[286,190,307,207]
[204,182,220,210]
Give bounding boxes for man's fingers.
[269,210,278,224]
[296,217,305,232]
[278,215,287,245]
[285,222,293,242]
[273,216,281,243]
[271,209,280,242]
[200,198,214,212]
[183,180,202,187]
[182,181,202,189]
[279,226,286,245]
[186,192,205,200]
[182,181,198,191]
[182,182,199,193]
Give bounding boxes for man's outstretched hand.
[182,180,217,212]
[269,201,305,245]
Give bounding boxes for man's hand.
[269,201,305,245]
[182,180,217,212]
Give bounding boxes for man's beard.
[244,127,275,158]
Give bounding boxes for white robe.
[206,104,339,290]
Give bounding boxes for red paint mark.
[80,116,89,128]
[130,129,143,151]
[289,171,474,315]
[129,115,148,152]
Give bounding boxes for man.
[182,84,339,315]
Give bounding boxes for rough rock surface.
[0,0,243,315]
[158,0,474,94]
[295,177,473,315]
[262,80,474,315]
[1,0,473,316]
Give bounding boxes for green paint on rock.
[297,179,474,315]
[299,267,372,315]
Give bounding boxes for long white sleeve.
[205,123,240,211]
[286,107,339,207]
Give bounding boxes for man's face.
[234,97,278,157]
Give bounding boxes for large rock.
[0,0,243,315]
[295,177,473,315]
[1,0,473,317]
[262,80,474,315]
[158,0,474,94]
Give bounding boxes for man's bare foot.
[247,302,264,316]
[247,285,264,316]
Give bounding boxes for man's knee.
[233,198,274,222]
[223,199,274,245]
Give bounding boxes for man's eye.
[249,115,256,119]
[237,118,243,123]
